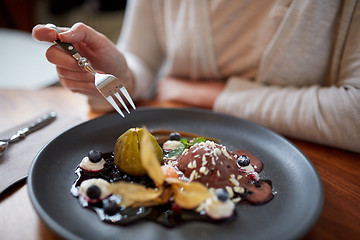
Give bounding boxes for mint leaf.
[164,137,206,158]
[166,142,186,158]
[189,137,207,147]
[179,138,188,148]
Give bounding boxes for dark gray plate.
[28,108,323,240]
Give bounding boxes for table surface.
[0,86,359,240]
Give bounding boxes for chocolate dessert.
[70,128,274,227]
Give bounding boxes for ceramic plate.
[28,108,323,240]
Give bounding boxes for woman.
[32,0,360,152]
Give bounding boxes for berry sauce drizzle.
[71,152,236,227]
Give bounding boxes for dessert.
[114,128,163,176]
[71,128,274,227]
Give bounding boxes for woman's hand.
[156,77,225,109]
[32,23,134,103]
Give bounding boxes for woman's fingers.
[56,66,98,96]
[33,22,134,99]
[58,22,108,49]
[56,66,93,82]
[46,45,82,71]
[32,24,59,42]
[58,75,97,95]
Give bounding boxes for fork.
[46,23,136,117]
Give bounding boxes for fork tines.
[106,87,136,117]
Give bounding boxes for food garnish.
[114,127,163,176]
[72,127,274,227]
[109,128,213,210]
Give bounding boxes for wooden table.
[0,86,359,240]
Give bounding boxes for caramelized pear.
[114,127,163,176]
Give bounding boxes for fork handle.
[55,40,78,56]
[45,24,78,56]
[45,23,96,75]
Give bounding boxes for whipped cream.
[80,156,106,172]
[163,140,181,150]
[204,195,235,219]
[79,178,111,202]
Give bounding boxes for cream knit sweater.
[114,0,360,153]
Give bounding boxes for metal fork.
[46,24,135,117]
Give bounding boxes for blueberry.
[237,155,250,166]
[169,132,181,141]
[86,185,101,199]
[103,201,118,215]
[253,181,261,188]
[216,188,229,202]
[239,189,248,199]
[88,149,102,163]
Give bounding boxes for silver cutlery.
[45,23,136,117]
[0,111,56,157]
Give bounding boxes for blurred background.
[0,0,127,89]
[1,0,127,41]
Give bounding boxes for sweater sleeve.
[116,0,164,100]
[214,4,360,153]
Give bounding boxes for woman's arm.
[156,77,225,109]
[158,2,360,153]
[214,78,360,153]
[213,4,360,153]
[116,0,165,100]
